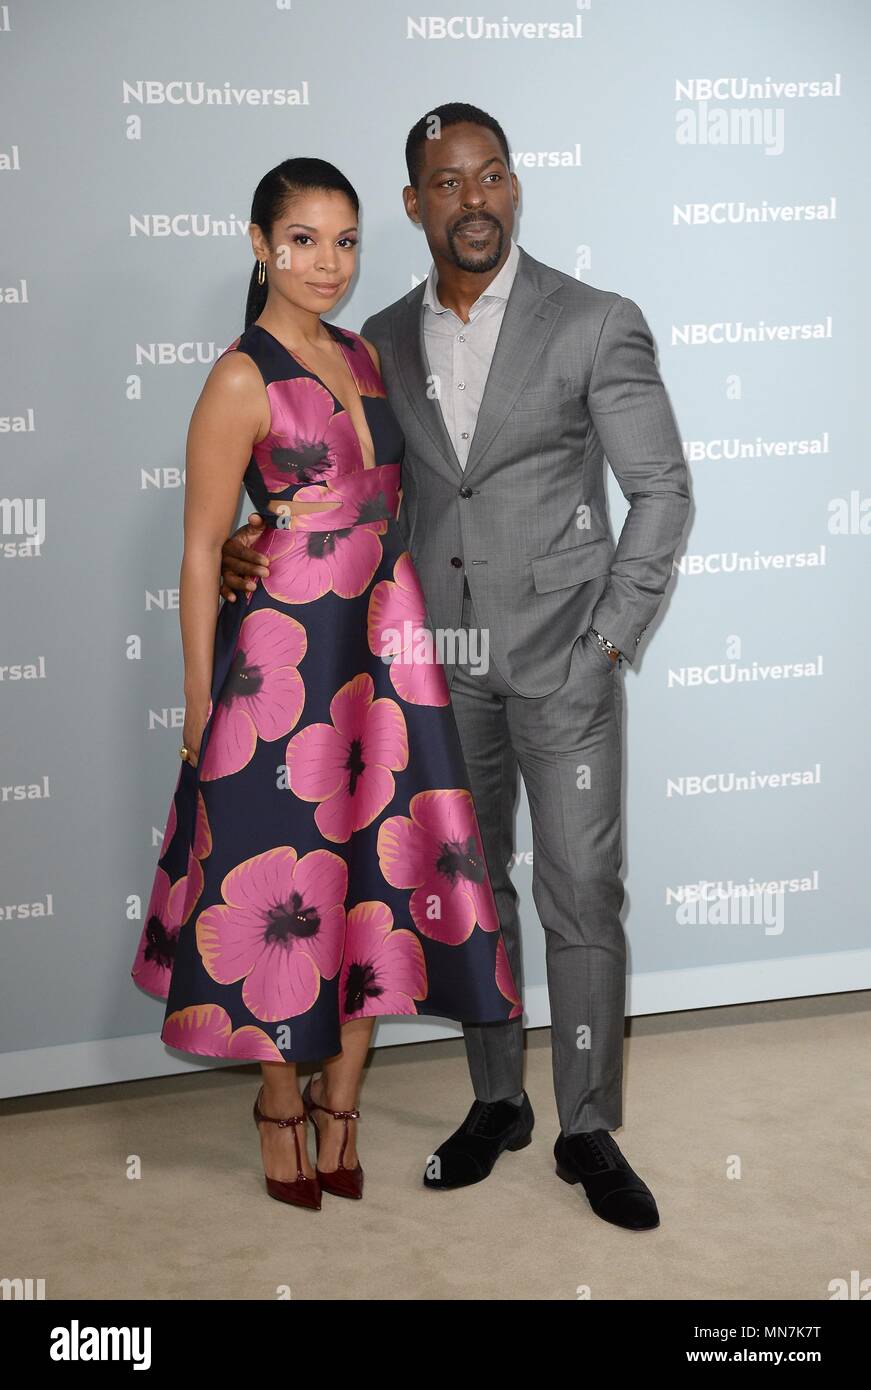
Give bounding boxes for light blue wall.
[1,0,868,1096]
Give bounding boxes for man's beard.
[446,217,505,273]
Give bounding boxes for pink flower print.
[132,855,204,997]
[199,609,307,782]
[196,846,347,1022]
[368,552,450,707]
[286,673,408,843]
[377,789,499,945]
[339,901,427,1022]
[312,467,396,529]
[257,376,360,492]
[193,790,212,859]
[337,331,387,399]
[263,473,391,606]
[162,1004,285,1062]
[495,937,522,1019]
[264,515,383,605]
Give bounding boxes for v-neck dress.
[131,320,520,1062]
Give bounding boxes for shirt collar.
[422,237,520,315]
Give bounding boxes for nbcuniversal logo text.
[667,653,823,687]
[129,214,253,237]
[406,6,588,41]
[673,197,837,227]
[674,545,825,576]
[133,342,220,364]
[121,80,310,107]
[0,406,36,433]
[666,764,821,798]
[667,872,819,906]
[682,434,829,461]
[674,73,841,155]
[671,317,832,346]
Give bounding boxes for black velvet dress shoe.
[554,1130,660,1230]
[423,1094,534,1189]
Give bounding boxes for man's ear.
[402,186,421,227]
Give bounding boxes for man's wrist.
[589,627,622,662]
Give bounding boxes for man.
[221,103,691,1231]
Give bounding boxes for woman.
[131,158,520,1212]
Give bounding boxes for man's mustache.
[450,215,502,236]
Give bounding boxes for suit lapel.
[390,246,564,484]
[463,255,562,482]
[392,288,463,481]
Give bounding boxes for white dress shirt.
[421,237,521,470]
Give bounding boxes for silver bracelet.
[590,627,621,661]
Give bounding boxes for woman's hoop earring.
[257,259,266,286]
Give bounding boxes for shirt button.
[460,431,469,439]
[457,381,466,390]
[450,556,463,568]
[458,334,466,342]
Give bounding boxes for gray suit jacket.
[361,245,690,697]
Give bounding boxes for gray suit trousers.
[453,581,627,1134]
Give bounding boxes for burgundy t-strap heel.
[302,1078,364,1199]
[253,1085,321,1211]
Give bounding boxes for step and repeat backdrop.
[2,0,868,1095]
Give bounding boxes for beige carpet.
[3,993,869,1301]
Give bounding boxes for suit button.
[450,556,463,568]
[458,486,473,499]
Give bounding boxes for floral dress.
[131,320,520,1062]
